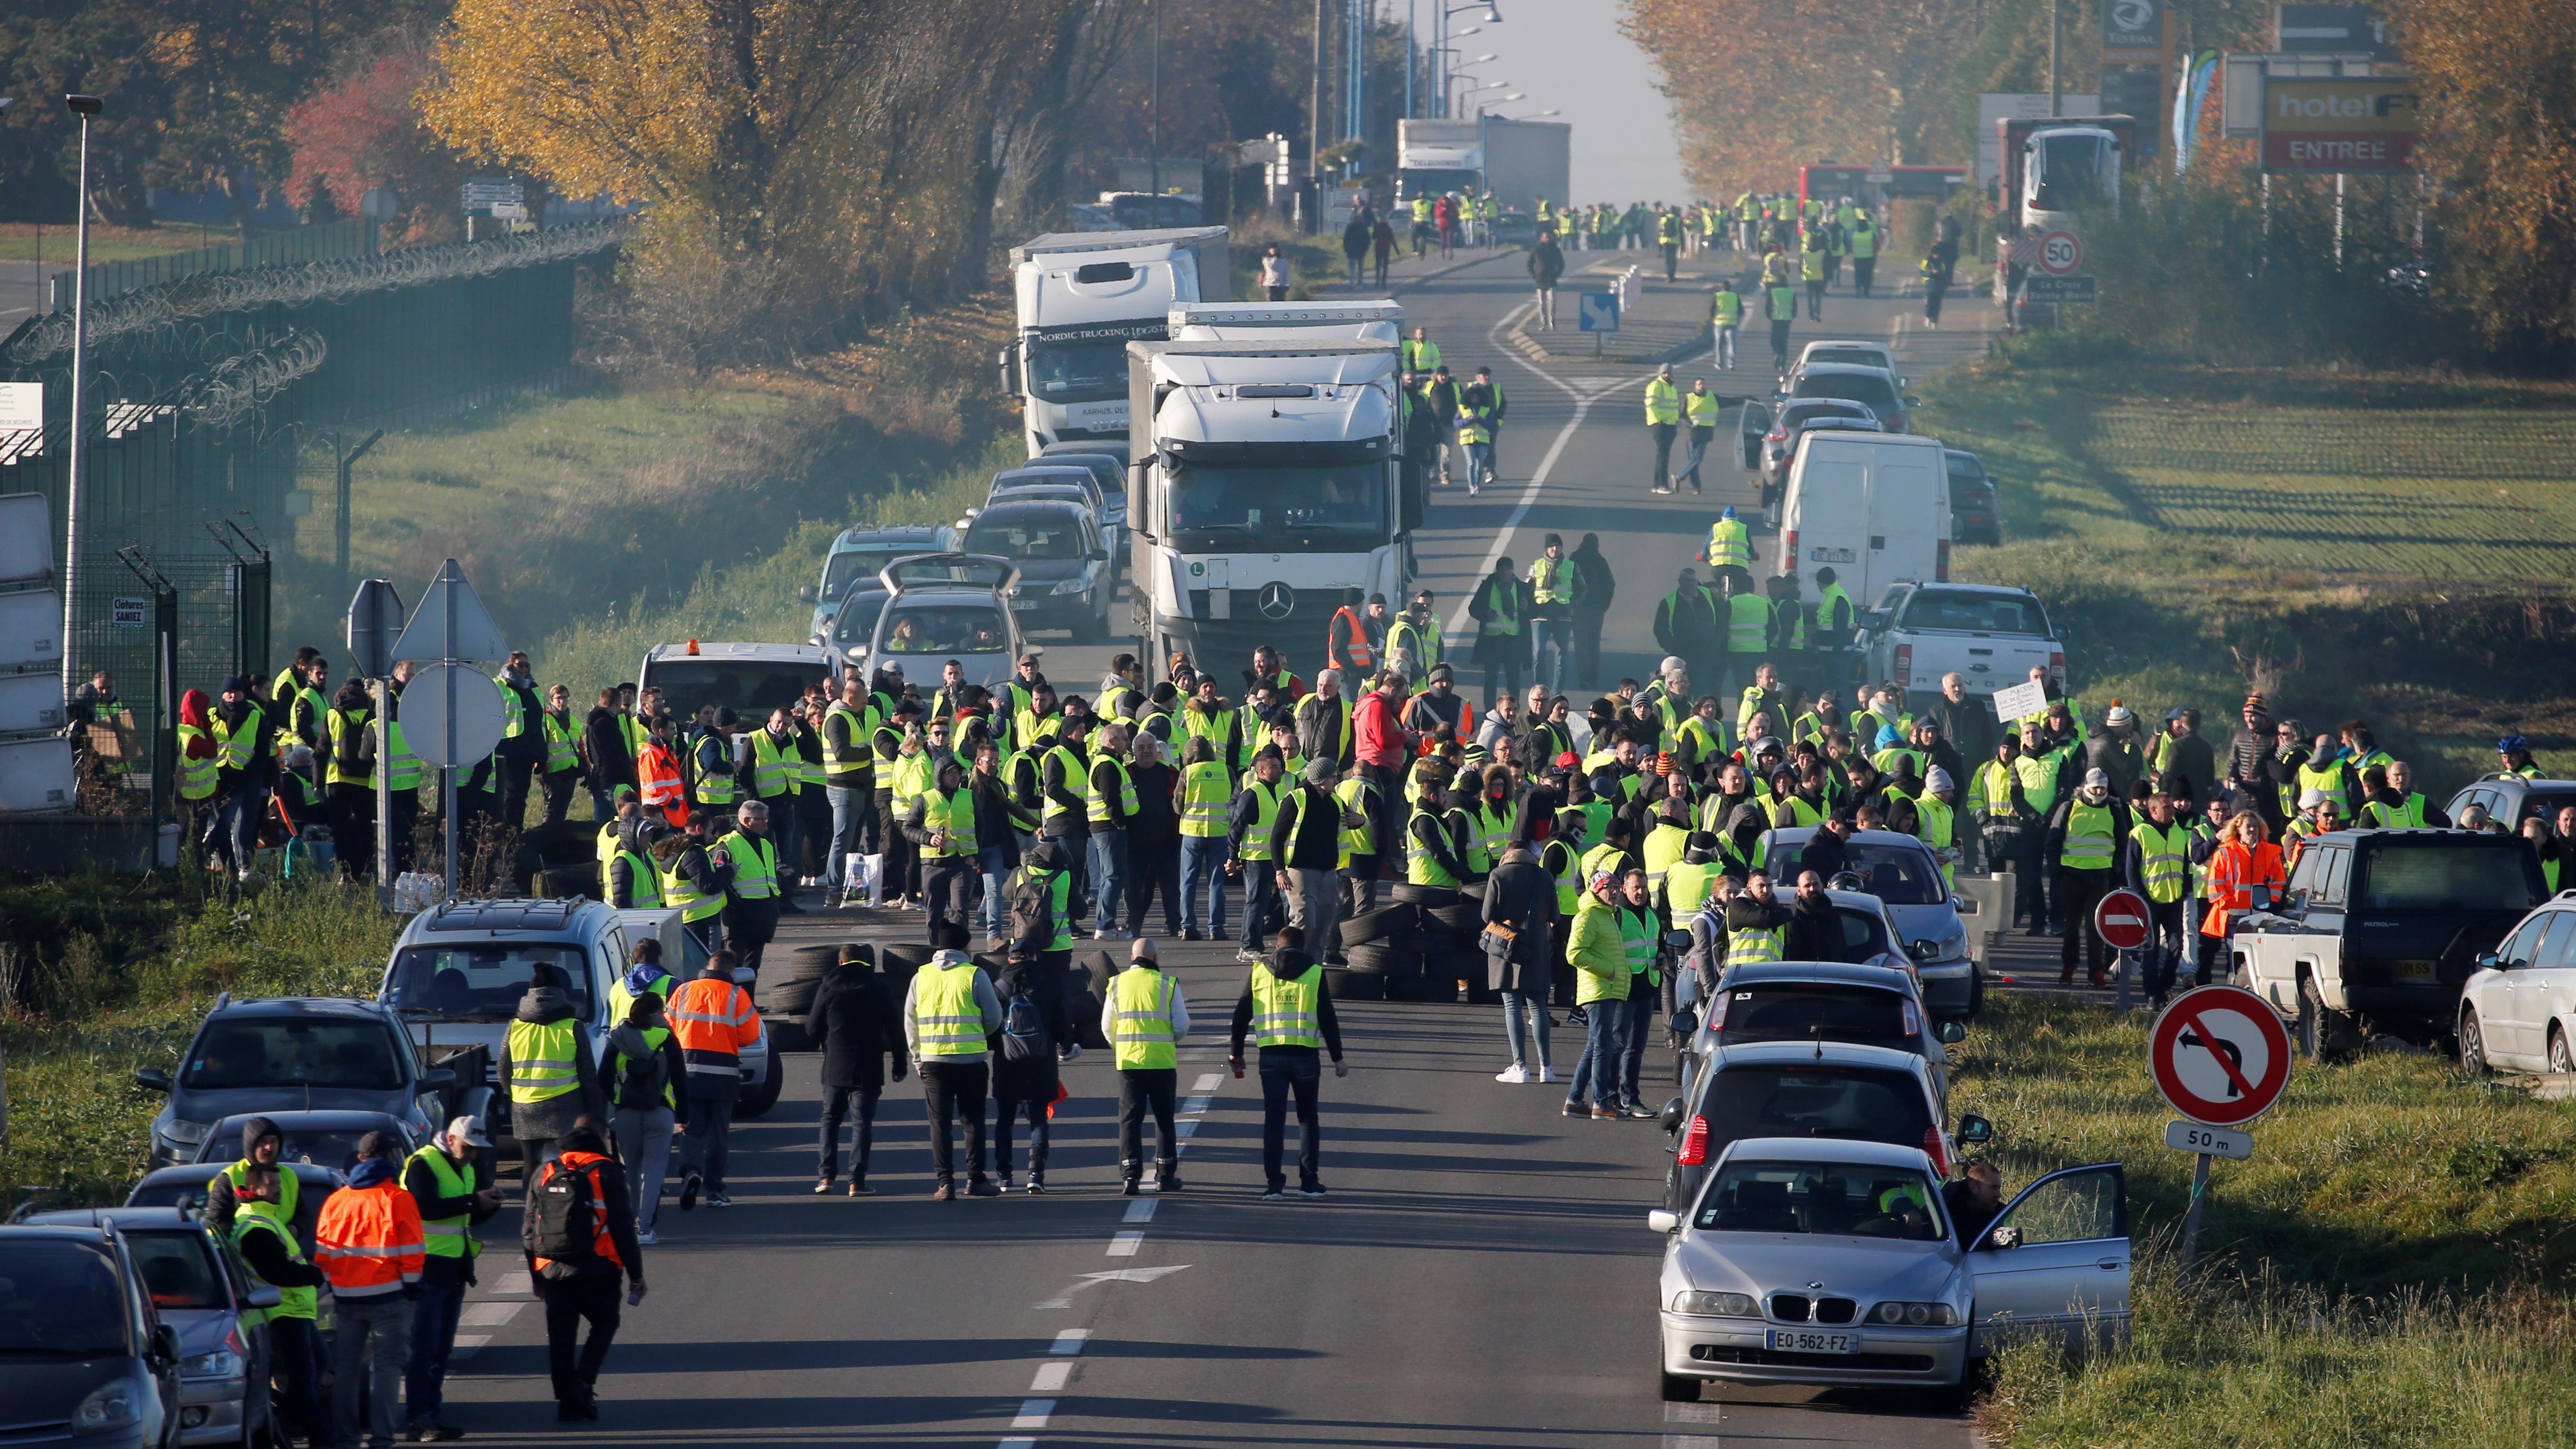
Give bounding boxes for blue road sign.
[1578,293,1621,332]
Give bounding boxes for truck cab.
[1126,338,1409,669]
[2020,127,2123,235]
[2230,829,2548,1057]
[1003,228,1230,455]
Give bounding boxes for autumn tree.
[283,32,467,246]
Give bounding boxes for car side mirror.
[1659,1095,1686,1134]
[1957,1112,1993,1144]
[1985,1223,2023,1251]
[1648,1209,1681,1234]
[1904,395,1922,408]
[1912,938,1941,962]
[733,966,758,987]
[133,1068,173,1094]
[798,585,819,603]
[1937,1019,1968,1044]
[418,1068,456,1095]
[244,1283,283,1311]
[2477,951,2503,971]
[150,1322,180,1367]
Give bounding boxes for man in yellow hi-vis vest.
[1102,939,1192,1195]
[1226,924,1349,1198]
[1643,364,1683,494]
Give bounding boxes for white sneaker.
[636,1226,659,1245]
[1495,1064,1529,1084]
[1536,1068,1559,1084]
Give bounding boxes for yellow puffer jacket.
[1570,895,1632,1005]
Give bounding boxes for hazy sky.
[1406,0,1689,205]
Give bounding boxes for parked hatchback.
[0,1223,187,1447]
[14,1209,280,1448]
[2458,890,2576,1074]
[1659,1039,1986,1215]
[138,997,458,1169]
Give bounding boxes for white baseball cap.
[445,1115,492,1148]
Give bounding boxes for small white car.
[1652,1138,2131,1402]
[2459,891,2576,1074]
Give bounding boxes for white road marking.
[1012,1400,1056,1429]
[1447,300,1656,637]
[448,1333,490,1362]
[458,1301,523,1328]
[1124,1199,1158,1223]
[1050,1329,1091,1355]
[489,1271,532,1297]
[1030,1360,1072,1393]
[1192,1072,1223,1092]
[1664,1403,1721,1422]
[1182,1095,1214,1112]
[1107,1231,1144,1256]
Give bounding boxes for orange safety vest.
[1405,693,1476,755]
[638,741,688,827]
[312,1178,424,1300]
[1329,607,1377,673]
[532,1152,626,1274]
[2199,839,2286,938]
[668,974,760,1084]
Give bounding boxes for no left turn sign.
[2038,229,2083,276]
[2149,986,2292,1127]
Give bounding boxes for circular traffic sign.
[402,663,508,769]
[2149,987,2292,1127]
[2094,888,2153,952]
[2038,229,2083,276]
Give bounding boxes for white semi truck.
[1124,335,1419,670]
[1166,299,1403,343]
[1001,227,1230,456]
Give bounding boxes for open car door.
[1966,1162,2131,1359]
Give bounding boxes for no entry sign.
[2094,888,2153,952]
[2149,987,2292,1127]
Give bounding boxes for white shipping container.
[0,735,75,813]
[0,671,66,734]
[0,590,64,672]
[0,494,54,586]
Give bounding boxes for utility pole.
[1311,0,1327,189]
[2048,0,2062,117]
[60,95,103,705]
[1404,0,1414,118]
[1148,0,1162,204]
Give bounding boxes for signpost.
[2095,886,2152,1011]
[1578,292,1620,357]
[347,580,407,902]
[388,560,510,899]
[2022,274,2100,304]
[2037,229,2084,275]
[2149,985,2293,1270]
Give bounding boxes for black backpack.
[531,1159,600,1263]
[1000,983,1048,1063]
[1008,868,1055,947]
[612,1037,669,1110]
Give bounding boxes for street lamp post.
[60,94,102,705]
[1433,3,1502,122]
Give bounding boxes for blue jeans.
[1530,617,1572,694]
[1566,996,1630,1108]
[826,783,868,887]
[1620,975,1659,1105]
[1259,1047,1324,1188]
[1501,990,1553,1071]
[1460,440,1494,490]
[1181,836,1228,933]
[1239,859,1279,953]
[215,784,266,870]
[405,1274,467,1423]
[1090,829,1128,933]
[1713,323,1737,367]
[979,843,1013,936]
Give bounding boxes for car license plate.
[2393,959,2438,981]
[1808,546,1857,564]
[1766,1328,1860,1354]
[1010,598,1039,611]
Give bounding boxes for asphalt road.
[438,244,2009,1447]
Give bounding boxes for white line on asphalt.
[1447,301,1655,636]
[1012,1400,1056,1429]
[1107,1231,1144,1256]
[458,1301,523,1328]
[1664,1404,1721,1422]
[1030,1360,1072,1393]
[1182,1095,1213,1112]
[449,1333,490,1362]
[1663,1437,1724,1448]
[1192,1072,1223,1092]
[490,1271,532,1297]
[1124,1199,1158,1223]
[1050,1329,1091,1355]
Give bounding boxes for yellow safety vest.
[714,829,778,900]
[1643,377,1682,426]
[1250,963,1324,1050]
[1087,756,1139,826]
[542,711,579,773]
[1685,390,1722,427]
[2060,800,2118,871]
[1707,517,1753,569]
[1111,966,1180,1070]
[922,787,979,858]
[1236,780,1285,862]
[663,852,726,923]
[1041,745,1090,823]
[324,708,372,787]
[177,724,218,800]
[605,847,663,907]
[407,1144,481,1260]
[1407,806,1461,887]
[1334,778,1375,867]
[750,730,801,798]
[1180,761,1231,837]
[913,959,990,1058]
[506,1017,582,1103]
[232,1214,315,1323]
[2132,820,2191,904]
[1727,593,1770,652]
[1528,556,1575,606]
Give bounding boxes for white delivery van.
[1776,431,1951,608]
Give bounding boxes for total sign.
[2262,77,2422,174]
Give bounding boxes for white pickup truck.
[1857,582,2064,713]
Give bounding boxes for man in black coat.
[583,688,636,823]
[1783,870,1846,961]
[1569,533,1615,688]
[1920,674,1996,788]
[991,948,1062,1192]
[1482,839,1561,1082]
[807,949,903,1194]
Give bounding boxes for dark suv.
[136,995,462,1168]
[0,1223,186,1447]
[2231,828,2549,1055]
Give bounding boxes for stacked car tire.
[1326,881,1495,1004]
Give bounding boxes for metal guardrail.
[47,219,380,312]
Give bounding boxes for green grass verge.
[0,222,239,266]
[1921,359,2576,795]
[1956,989,2576,1444]
[0,876,399,1208]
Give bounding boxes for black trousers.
[498,755,538,827]
[1127,834,1182,935]
[1649,421,1678,488]
[918,1060,989,1185]
[723,897,778,980]
[994,1092,1050,1178]
[329,784,376,880]
[2057,869,2111,981]
[1573,607,1606,689]
[922,857,977,947]
[1117,1067,1179,1172]
[2196,929,2227,986]
[1037,950,1079,1053]
[539,1272,621,1402]
[540,768,576,827]
[2143,898,2187,1002]
[1258,1047,1324,1189]
[1769,319,1793,368]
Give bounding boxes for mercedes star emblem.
[1258,582,1295,620]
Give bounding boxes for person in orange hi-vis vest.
[2195,810,2285,988]
[637,713,689,829]
[524,1118,645,1421]
[315,1131,425,1448]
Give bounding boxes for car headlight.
[1669,1290,1759,1317]
[1049,575,1093,595]
[1937,928,1969,961]
[1869,1300,1958,1326]
[181,1347,243,1380]
[73,1378,143,1433]
[161,1117,209,1146]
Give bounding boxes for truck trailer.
[1395,117,1572,216]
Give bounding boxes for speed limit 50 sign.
[2037,229,2084,276]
